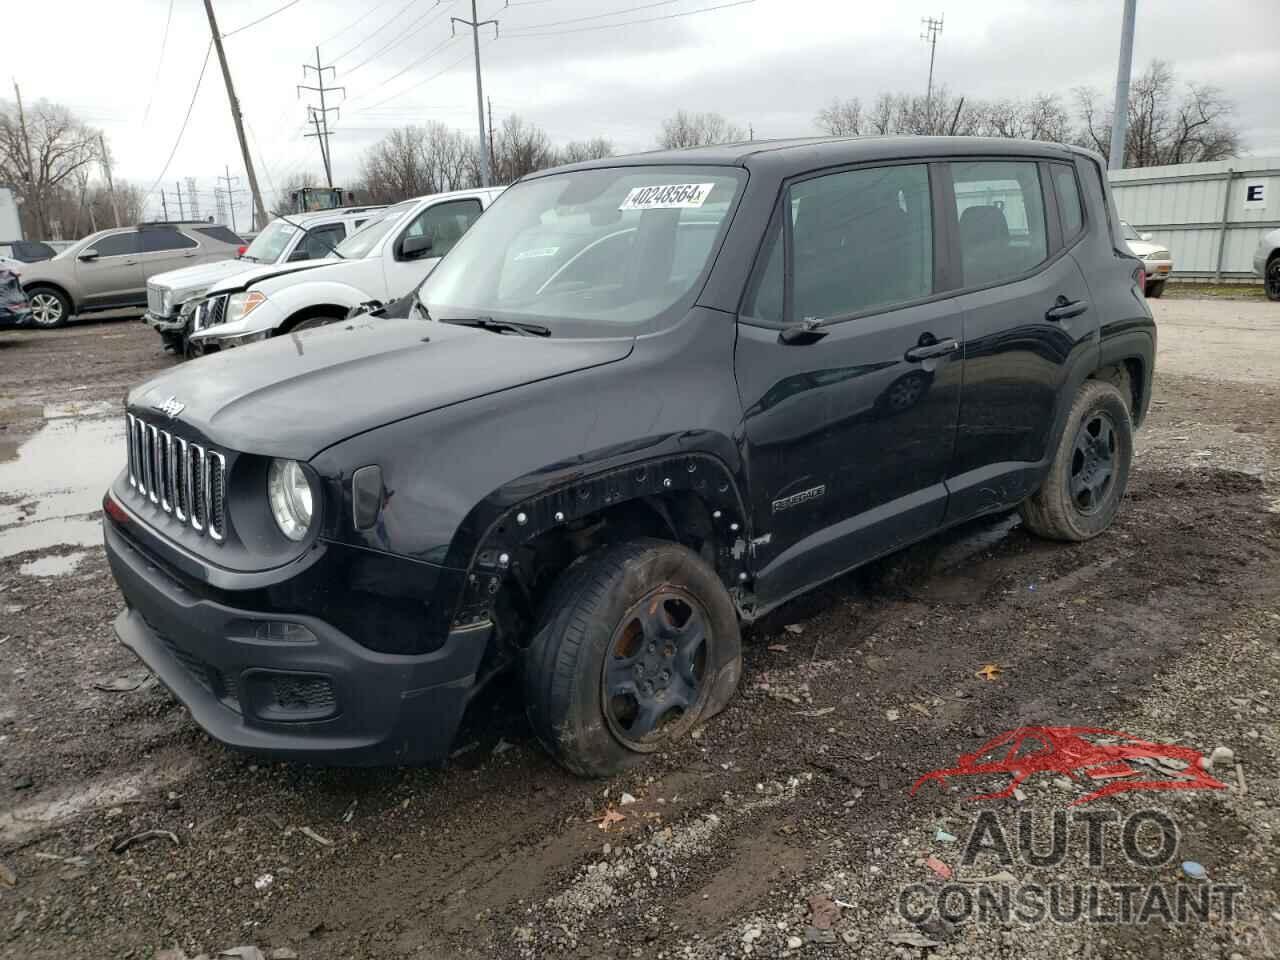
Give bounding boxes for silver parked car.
[1120,221,1173,298]
[18,222,243,328]
[1253,227,1280,301]
[145,206,385,353]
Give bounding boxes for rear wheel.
[1020,380,1133,542]
[27,287,71,328]
[1266,256,1280,302]
[524,538,742,777]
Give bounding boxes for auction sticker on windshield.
[619,183,715,210]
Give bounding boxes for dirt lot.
[1,303,1279,960]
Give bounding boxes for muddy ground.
[1,305,1278,960]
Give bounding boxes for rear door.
[75,231,143,308]
[383,197,484,297]
[137,228,201,284]
[735,161,965,606]
[942,158,1097,523]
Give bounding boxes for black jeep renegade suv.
[104,137,1155,776]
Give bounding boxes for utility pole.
[203,0,269,229]
[161,189,169,221]
[920,14,944,121]
[98,134,122,227]
[487,96,496,181]
[185,176,201,220]
[13,81,40,236]
[1108,0,1137,170]
[175,180,186,220]
[217,164,241,233]
[299,47,343,189]
[452,1,499,187]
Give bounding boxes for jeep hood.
[205,259,337,295]
[148,258,260,300]
[129,316,634,460]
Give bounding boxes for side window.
[401,199,482,260]
[90,233,140,257]
[951,160,1048,288]
[297,224,345,260]
[353,219,368,229]
[791,163,933,320]
[1050,163,1085,243]
[741,216,783,325]
[194,225,243,245]
[140,229,198,253]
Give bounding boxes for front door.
[385,197,484,298]
[942,159,1098,522]
[735,161,964,607]
[75,231,142,309]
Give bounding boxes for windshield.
[1120,221,1141,241]
[418,166,746,337]
[243,220,300,262]
[333,201,416,259]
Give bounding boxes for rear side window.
[195,225,243,245]
[950,160,1048,288]
[792,163,933,320]
[141,229,198,252]
[90,233,140,257]
[1050,163,1085,243]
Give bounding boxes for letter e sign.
[1242,182,1267,209]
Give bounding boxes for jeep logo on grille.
[154,396,185,419]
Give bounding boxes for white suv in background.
[144,205,386,353]
[187,187,502,351]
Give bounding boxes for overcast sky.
[7,0,1277,225]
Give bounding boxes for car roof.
[282,205,389,226]
[528,135,1090,180]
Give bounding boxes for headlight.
[267,459,313,541]
[161,289,175,313]
[227,290,267,324]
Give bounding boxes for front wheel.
[524,538,742,777]
[1020,380,1134,542]
[27,287,71,328]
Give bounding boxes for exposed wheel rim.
[1068,410,1117,515]
[291,315,337,332]
[30,293,64,327]
[601,586,709,750]
[1267,261,1280,299]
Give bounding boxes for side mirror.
[78,248,99,261]
[400,234,434,260]
[1139,232,1153,242]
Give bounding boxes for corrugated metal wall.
[1108,158,1279,279]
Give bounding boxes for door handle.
[182,252,197,258]
[1046,296,1089,322]
[904,338,959,362]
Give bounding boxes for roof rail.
[135,220,211,227]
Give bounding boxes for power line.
[222,0,305,38]
[141,0,176,126]
[319,0,402,47]
[344,1,451,76]
[331,0,420,62]
[503,0,757,37]
[504,0,686,31]
[143,39,213,201]
[344,35,455,104]
[348,44,481,114]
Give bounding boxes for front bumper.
[144,310,186,334]
[105,514,490,765]
[1142,258,1173,279]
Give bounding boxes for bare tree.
[359,126,431,204]
[491,115,556,184]
[815,97,863,136]
[556,137,616,165]
[0,98,102,238]
[657,110,746,149]
[1073,60,1239,166]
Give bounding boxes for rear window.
[195,225,244,245]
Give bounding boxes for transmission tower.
[299,46,344,189]
[920,14,944,111]
[185,177,201,220]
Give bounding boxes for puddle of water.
[20,550,91,577]
[0,413,123,556]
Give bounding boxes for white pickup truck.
[188,187,503,351]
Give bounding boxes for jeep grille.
[146,284,167,316]
[125,413,227,541]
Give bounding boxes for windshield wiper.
[274,214,345,259]
[438,316,551,337]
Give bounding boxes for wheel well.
[1093,359,1143,420]
[278,304,348,333]
[23,282,74,314]
[1269,249,1280,265]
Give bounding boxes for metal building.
[1108,157,1278,280]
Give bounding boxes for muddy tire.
[1020,379,1133,542]
[524,538,742,778]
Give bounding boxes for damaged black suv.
[104,137,1154,775]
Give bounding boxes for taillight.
[1135,266,1146,292]
[237,245,247,256]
